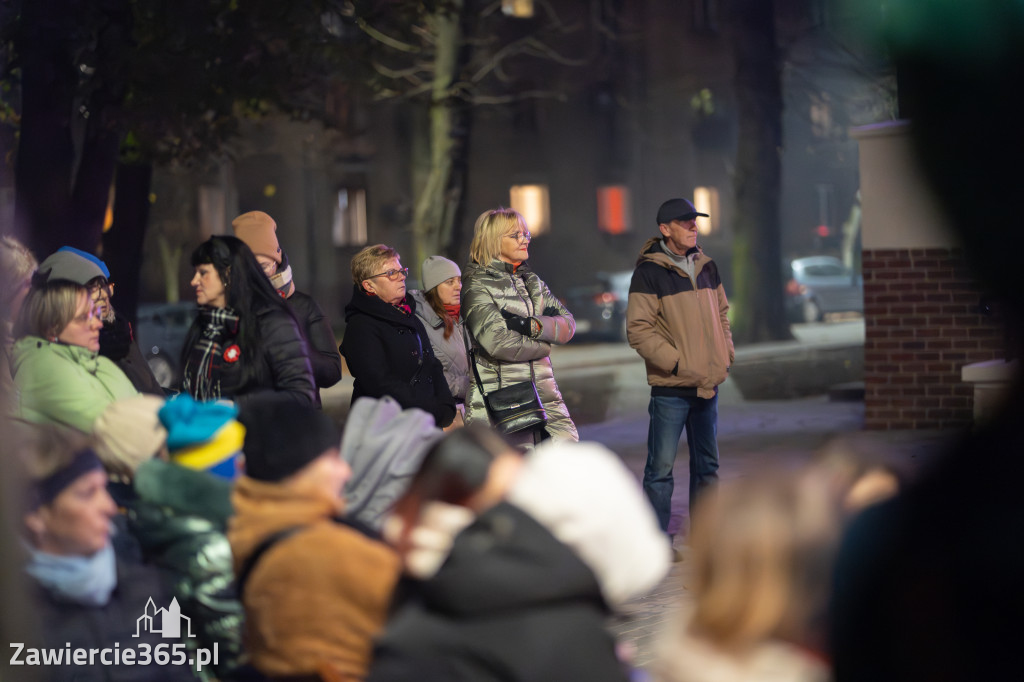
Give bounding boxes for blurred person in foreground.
[410,255,470,423]
[11,276,137,433]
[1,235,37,404]
[15,424,194,682]
[37,247,163,395]
[626,198,734,538]
[232,210,342,407]
[92,394,246,680]
[650,471,840,682]
[340,244,456,428]
[367,427,670,682]
[180,236,315,414]
[228,400,399,680]
[830,3,1024,681]
[461,208,578,446]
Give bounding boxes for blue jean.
[644,393,720,533]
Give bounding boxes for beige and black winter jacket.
[626,238,734,399]
[462,259,579,441]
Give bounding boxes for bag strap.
[235,516,381,597]
[465,320,535,397]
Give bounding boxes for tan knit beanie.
[92,395,168,476]
[232,211,282,264]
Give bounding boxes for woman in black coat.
[340,244,455,428]
[180,236,314,412]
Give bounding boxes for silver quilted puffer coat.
[462,259,579,441]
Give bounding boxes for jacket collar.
[12,336,101,374]
[638,237,709,274]
[344,285,418,325]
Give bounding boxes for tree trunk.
[102,163,153,325]
[726,0,791,343]
[12,0,77,258]
[410,0,470,268]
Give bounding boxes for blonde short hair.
[687,471,840,649]
[13,281,87,341]
[351,244,400,286]
[0,236,37,320]
[468,208,527,265]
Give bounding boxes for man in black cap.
[625,198,734,543]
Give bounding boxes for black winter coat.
[181,304,315,414]
[26,549,196,682]
[100,313,165,396]
[340,286,456,428]
[286,289,343,407]
[366,502,630,682]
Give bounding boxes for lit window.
[502,0,534,18]
[693,186,719,235]
[509,185,549,236]
[332,188,368,247]
[597,185,631,235]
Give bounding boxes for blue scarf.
[25,542,117,607]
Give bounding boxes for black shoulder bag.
[466,326,547,435]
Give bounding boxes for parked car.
[134,301,197,388]
[784,256,863,323]
[563,270,633,342]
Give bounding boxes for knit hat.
[159,395,244,480]
[232,211,282,264]
[421,256,461,293]
[240,400,340,482]
[507,440,672,611]
[92,395,169,475]
[37,248,108,286]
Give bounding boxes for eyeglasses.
[504,231,532,244]
[367,267,409,281]
[87,280,113,297]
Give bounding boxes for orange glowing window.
[597,185,631,235]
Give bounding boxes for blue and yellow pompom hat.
[158,395,245,480]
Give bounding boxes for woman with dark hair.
[180,235,314,410]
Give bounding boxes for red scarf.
[443,303,460,319]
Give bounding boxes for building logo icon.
[133,597,195,639]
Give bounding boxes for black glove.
[542,306,559,317]
[500,309,532,336]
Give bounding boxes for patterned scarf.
[183,307,240,401]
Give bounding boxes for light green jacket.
[11,336,139,433]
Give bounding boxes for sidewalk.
[594,395,948,670]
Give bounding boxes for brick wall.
[863,247,1007,430]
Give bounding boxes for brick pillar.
[862,247,1005,429]
[853,121,1008,430]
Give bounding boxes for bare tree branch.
[356,16,421,53]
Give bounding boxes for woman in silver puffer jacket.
[462,208,578,444]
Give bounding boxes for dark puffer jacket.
[340,286,456,428]
[181,304,315,413]
[367,502,629,682]
[99,312,165,396]
[127,459,243,680]
[286,290,343,407]
[461,259,577,441]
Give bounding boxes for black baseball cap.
[656,198,709,225]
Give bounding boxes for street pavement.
[325,319,951,672]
